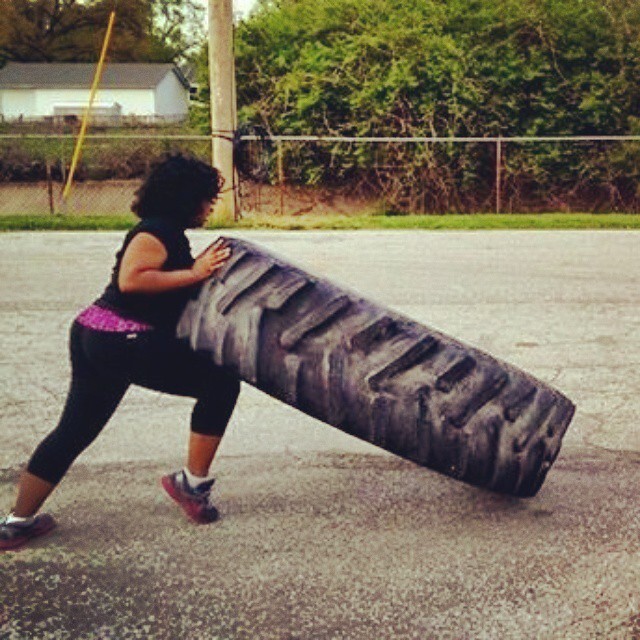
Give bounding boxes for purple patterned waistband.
[76,305,153,333]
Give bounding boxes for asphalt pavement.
[1,230,639,639]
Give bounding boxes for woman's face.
[191,197,216,228]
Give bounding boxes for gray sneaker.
[0,513,57,552]
[161,471,219,524]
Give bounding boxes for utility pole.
[209,0,236,222]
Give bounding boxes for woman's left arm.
[118,233,230,294]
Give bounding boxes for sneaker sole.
[161,476,218,525]
[0,517,57,552]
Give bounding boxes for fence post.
[277,139,285,215]
[46,159,55,215]
[253,139,262,214]
[496,136,502,213]
[60,139,67,185]
[496,137,502,214]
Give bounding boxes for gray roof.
[0,62,190,90]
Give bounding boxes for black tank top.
[96,217,197,332]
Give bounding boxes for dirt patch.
[0,180,378,217]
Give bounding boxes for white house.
[0,62,192,122]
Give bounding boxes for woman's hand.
[119,234,232,294]
[191,239,232,281]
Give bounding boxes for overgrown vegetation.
[3,0,640,213]
[228,0,640,212]
[0,128,210,182]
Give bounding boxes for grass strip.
[1,213,640,231]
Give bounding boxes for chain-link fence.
[1,133,640,217]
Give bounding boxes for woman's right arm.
[118,233,230,294]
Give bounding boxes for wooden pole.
[209,0,236,223]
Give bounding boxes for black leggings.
[28,321,240,485]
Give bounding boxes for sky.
[199,0,260,20]
[233,0,259,17]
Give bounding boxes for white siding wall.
[0,88,156,118]
[35,89,156,116]
[1,89,37,118]
[154,72,189,118]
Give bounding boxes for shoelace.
[199,493,218,509]
[184,475,217,508]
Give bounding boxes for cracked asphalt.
[1,230,639,639]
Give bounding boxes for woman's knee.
[190,405,229,437]
[191,374,240,436]
[206,370,240,405]
[223,374,241,400]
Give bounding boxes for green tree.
[235,0,640,137]
[150,0,206,62]
[0,0,206,65]
[229,0,640,211]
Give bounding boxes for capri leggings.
[28,321,241,485]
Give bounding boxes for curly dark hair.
[131,154,223,226]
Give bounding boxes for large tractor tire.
[177,237,575,497]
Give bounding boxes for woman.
[0,154,239,551]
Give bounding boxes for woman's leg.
[13,325,129,517]
[131,333,241,477]
[184,371,240,477]
[129,334,240,522]
[12,473,55,519]
[188,369,240,474]
[187,433,222,477]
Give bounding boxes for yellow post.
[61,10,116,205]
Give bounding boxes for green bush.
[228,0,640,212]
